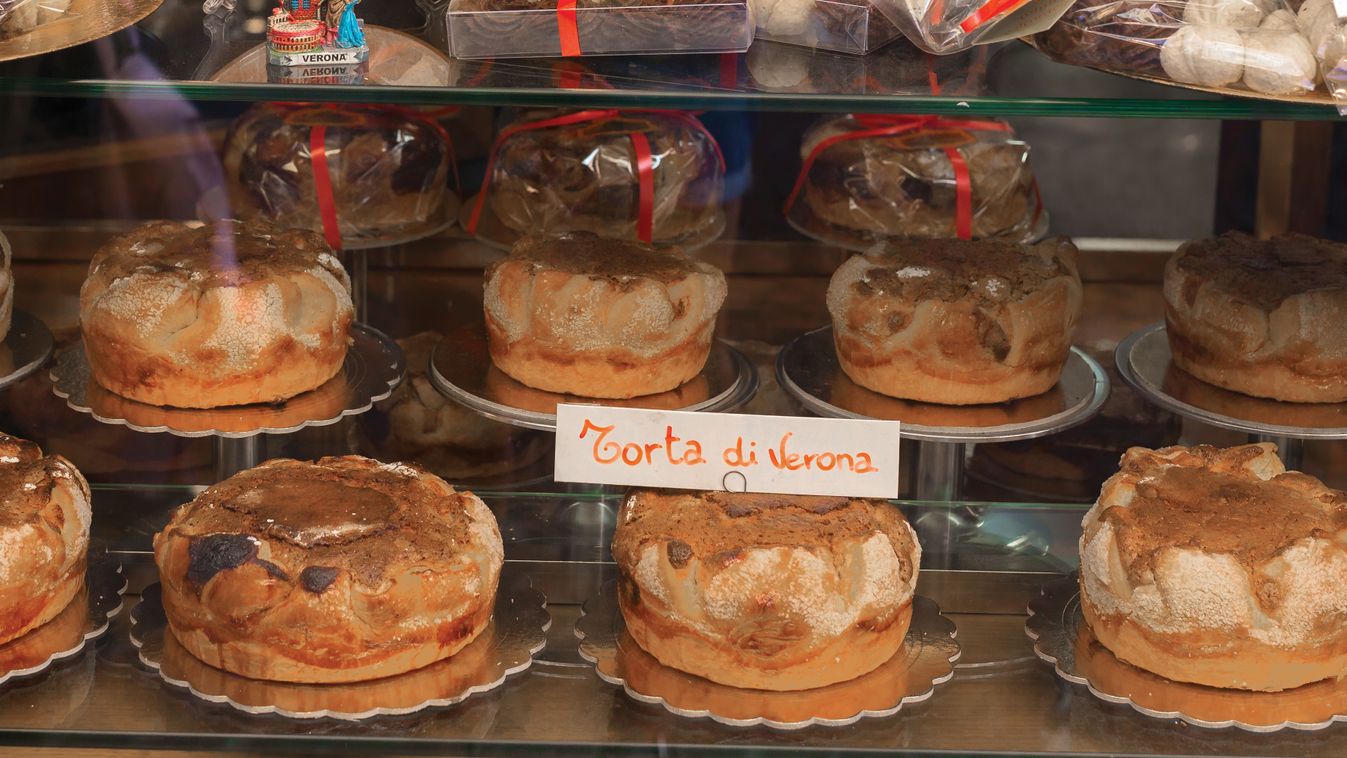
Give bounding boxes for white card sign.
[554,405,901,498]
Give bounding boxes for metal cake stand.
[429,327,759,432]
[1026,574,1347,732]
[0,310,54,392]
[777,326,1110,501]
[1114,323,1347,470]
[575,580,959,729]
[51,323,404,478]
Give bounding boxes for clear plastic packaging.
[786,114,1047,250]
[0,0,72,39]
[870,0,1061,53]
[222,103,458,249]
[1300,0,1347,112]
[1034,0,1330,100]
[466,109,726,249]
[752,0,903,54]
[446,0,752,59]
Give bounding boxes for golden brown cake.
[827,237,1082,405]
[1079,444,1347,692]
[612,490,920,691]
[1164,232,1347,403]
[153,456,503,684]
[0,433,91,646]
[79,221,354,409]
[484,233,727,399]
[223,103,452,243]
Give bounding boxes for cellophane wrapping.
[751,0,903,54]
[1034,0,1336,100]
[870,0,1041,53]
[788,115,1047,250]
[223,103,454,245]
[0,0,73,39]
[446,0,752,58]
[477,109,725,247]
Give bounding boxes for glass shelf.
[0,0,1343,119]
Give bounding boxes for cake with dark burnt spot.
[612,489,920,691]
[826,237,1082,405]
[0,433,91,646]
[153,456,503,683]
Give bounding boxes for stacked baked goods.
[1035,0,1329,97]
[1164,232,1347,403]
[827,237,1083,405]
[0,433,91,646]
[223,103,453,245]
[473,109,724,247]
[484,233,727,399]
[613,489,920,690]
[789,115,1046,248]
[78,220,354,409]
[154,456,503,683]
[1080,443,1347,691]
[360,332,550,481]
[0,226,11,342]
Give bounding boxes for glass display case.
[1,0,1346,754]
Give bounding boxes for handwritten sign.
[554,405,901,498]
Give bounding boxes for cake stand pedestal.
[0,310,54,391]
[778,326,1109,564]
[428,325,758,432]
[50,323,404,479]
[1114,323,1347,470]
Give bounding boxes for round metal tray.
[777,326,1110,443]
[51,323,404,438]
[0,550,125,687]
[0,310,54,392]
[430,328,758,432]
[130,568,549,721]
[1027,574,1347,732]
[1115,323,1347,439]
[0,0,162,63]
[576,580,959,729]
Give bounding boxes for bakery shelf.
[0,1,1343,119]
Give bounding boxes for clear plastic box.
[754,0,903,55]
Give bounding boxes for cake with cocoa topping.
[612,489,920,691]
[1079,443,1347,691]
[827,237,1083,404]
[79,220,353,409]
[0,433,91,646]
[153,456,503,684]
[1164,232,1347,403]
[484,233,727,399]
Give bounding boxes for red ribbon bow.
[467,109,725,245]
[959,0,1031,33]
[287,104,461,251]
[785,114,1019,241]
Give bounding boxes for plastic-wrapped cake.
[223,103,454,248]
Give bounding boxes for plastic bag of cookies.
[752,0,903,54]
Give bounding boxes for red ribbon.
[283,103,461,251]
[557,0,581,57]
[959,0,1029,33]
[467,109,725,245]
[309,126,342,251]
[785,114,1012,242]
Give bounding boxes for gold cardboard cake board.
[0,0,162,63]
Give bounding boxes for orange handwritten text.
[579,419,706,467]
[766,432,878,473]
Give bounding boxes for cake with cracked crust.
[0,228,12,342]
[1164,233,1347,403]
[0,433,91,646]
[153,456,503,684]
[1079,443,1347,692]
[79,220,354,409]
[612,489,920,691]
[827,237,1082,405]
[484,233,727,399]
